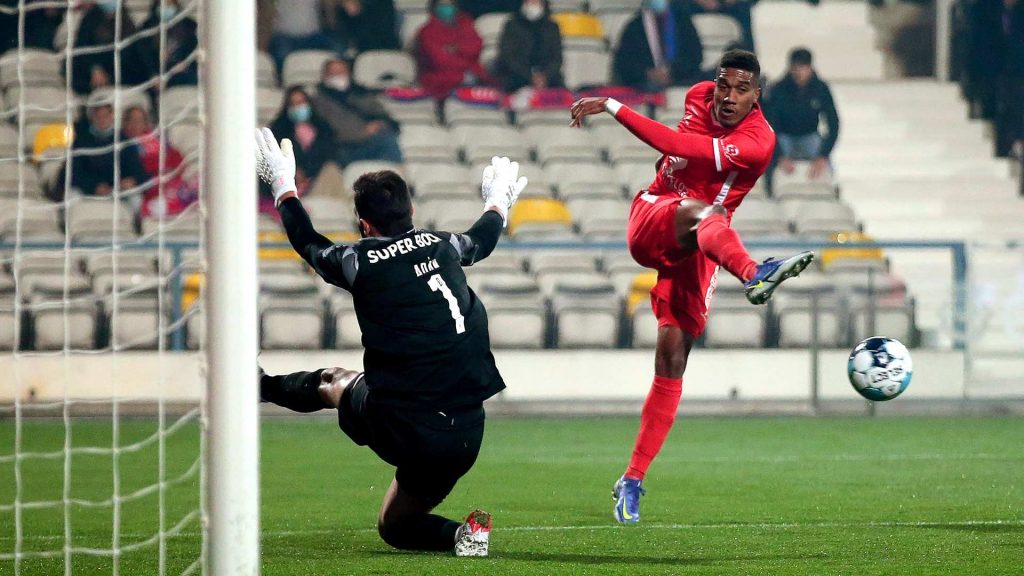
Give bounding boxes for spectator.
[310,58,403,167]
[122,106,198,218]
[993,0,1024,157]
[327,0,400,59]
[140,0,199,87]
[69,1,157,95]
[491,0,564,94]
[269,86,338,195]
[415,0,494,100]
[266,0,335,77]
[64,101,147,199]
[24,0,65,50]
[690,0,759,53]
[613,0,704,92]
[764,47,839,183]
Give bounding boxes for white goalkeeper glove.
[254,127,296,203]
[480,155,528,227]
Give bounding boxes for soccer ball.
[846,337,913,401]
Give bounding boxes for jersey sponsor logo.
[413,258,440,277]
[366,232,443,264]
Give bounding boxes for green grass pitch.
[1,416,1022,575]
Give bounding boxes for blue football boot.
[744,251,814,305]
[612,476,645,523]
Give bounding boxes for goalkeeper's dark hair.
[718,49,760,79]
[353,170,414,237]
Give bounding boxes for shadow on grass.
[912,523,1024,534]
[365,550,829,566]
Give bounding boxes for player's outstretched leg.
[259,366,362,412]
[376,479,490,556]
[677,200,813,305]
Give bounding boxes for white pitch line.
[5,519,1023,543]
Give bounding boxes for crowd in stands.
[0,0,845,231]
[952,0,1024,160]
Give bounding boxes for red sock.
[696,213,758,283]
[625,375,683,480]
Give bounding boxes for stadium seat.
[819,231,886,271]
[597,125,658,164]
[85,252,157,276]
[562,50,611,91]
[630,304,659,348]
[256,86,284,125]
[515,109,574,129]
[452,125,530,165]
[260,270,318,297]
[692,14,743,69]
[551,276,621,348]
[141,207,201,241]
[281,50,336,88]
[407,162,476,200]
[784,199,858,238]
[551,13,605,51]
[168,122,202,160]
[548,0,584,12]
[353,50,417,89]
[108,300,161,350]
[300,196,358,233]
[848,298,916,346]
[485,305,548,348]
[400,11,430,51]
[475,273,545,307]
[528,249,599,275]
[261,297,325,350]
[0,161,44,200]
[730,197,791,238]
[0,200,60,240]
[772,161,837,200]
[444,99,509,127]
[30,300,98,350]
[32,123,73,162]
[703,298,769,347]
[161,86,201,123]
[590,0,643,13]
[508,198,573,238]
[381,96,438,126]
[546,162,621,200]
[256,51,277,88]
[331,293,361,349]
[0,48,63,89]
[0,297,19,350]
[0,124,18,158]
[88,87,152,115]
[663,86,691,111]
[613,160,658,193]
[567,197,629,238]
[828,269,906,298]
[524,125,603,164]
[185,303,203,350]
[775,294,845,348]
[597,11,634,51]
[65,197,136,243]
[419,198,486,231]
[474,13,512,48]
[91,270,161,298]
[399,125,457,163]
[394,0,428,12]
[467,251,524,275]
[6,86,77,127]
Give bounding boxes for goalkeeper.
[254,128,526,557]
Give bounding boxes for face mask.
[288,103,312,123]
[522,3,544,21]
[98,0,118,14]
[646,0,668,13]
[159,6,178,21]
[325,75,350,91]
[435,4,456,23]
[91,124,115,139]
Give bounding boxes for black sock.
[379,514,461,552]
[259,369,326,413]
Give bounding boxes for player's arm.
[452,156,528,266]
[255,127,356,289]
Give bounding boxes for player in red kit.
[570,50,813,523]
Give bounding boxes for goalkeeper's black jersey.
[278,198,506,411]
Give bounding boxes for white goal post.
[202,0,260,574]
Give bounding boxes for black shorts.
[337,376,485,508]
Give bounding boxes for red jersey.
[614,81,775,215]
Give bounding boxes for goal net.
[0,0,258,573]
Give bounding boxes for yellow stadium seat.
[627,271,657,315]
[552,13,604,39]
[820,231,885,270]
[182,272,204,312]
[507,198,572,235]
[32,123,73,161]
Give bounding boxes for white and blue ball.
[847,337,913,401]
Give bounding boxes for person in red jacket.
[415,0,494,100]
[123,106,198,218]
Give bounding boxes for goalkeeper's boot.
[744,251,814,305]
[613,475,645,524]
[454,509,491,557]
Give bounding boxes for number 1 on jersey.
[427,274,466,334]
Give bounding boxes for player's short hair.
[718,49,760,78]
[353,170,414,237]
[789,47,813,66]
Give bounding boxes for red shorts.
[627,191,719,337]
